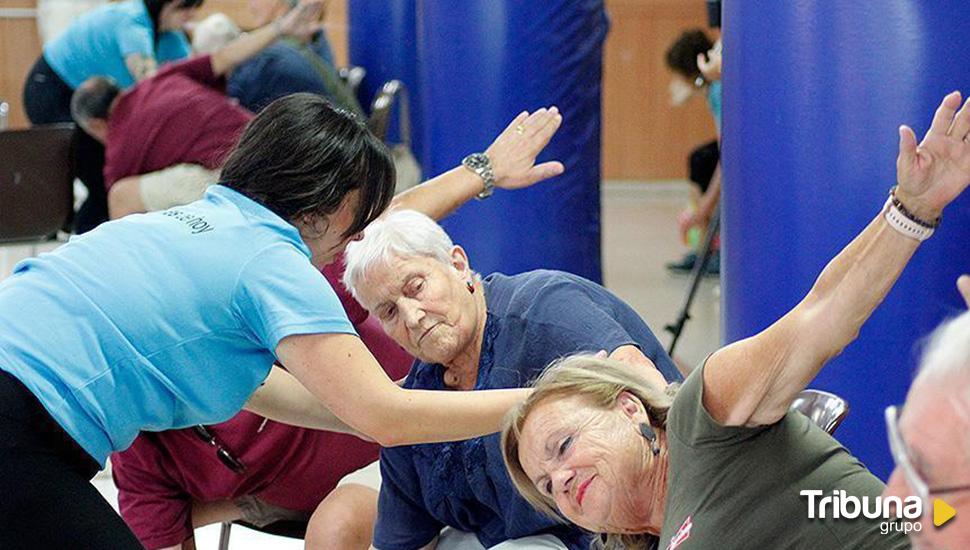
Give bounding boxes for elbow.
[366,423,406,448]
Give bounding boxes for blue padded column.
[721,1,970,479]
[347,0,423,159]
[417,0,608,282]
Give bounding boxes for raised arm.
[275,333,528,447]
[703,91,970,427]
[391,108,564,220]
[209,0,324,77]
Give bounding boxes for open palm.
[896,91,970,218]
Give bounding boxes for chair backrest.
[0,101,9,131]
[0,124,75,244]
[367,80,407,142]
[790,389,850,435]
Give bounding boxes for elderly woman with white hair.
[341,210,682,550]
[500,92,970,550]
[883,275,970,550]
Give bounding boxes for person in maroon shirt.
[111,256,414,550]
[68,0,322,220]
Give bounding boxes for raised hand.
[485,107,565,190]
[278,0,325,42]
[895,91,970,220]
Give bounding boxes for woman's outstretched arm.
[703,91,970,427]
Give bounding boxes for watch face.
[467,153,487,170]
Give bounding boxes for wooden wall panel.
[602,0,718,180]
[0,0,42,129]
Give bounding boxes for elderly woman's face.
[354,250,480,365]
[518,393,657,534]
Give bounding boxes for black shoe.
[666,252,697,273]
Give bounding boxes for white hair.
[919,310,970,382]
[343,210,458,300]
[191,13,242,55]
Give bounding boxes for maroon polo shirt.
[103,55,253,188]
[111,258,414,549]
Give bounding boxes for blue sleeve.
[309,32,336,66]
[116,22,154,58]
[156,31,192,64]
[520,282,679,382]
[373,448,443,550]
[232,244,356,353]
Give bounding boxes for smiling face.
[883,375,970,550]
[517,392,662,534]
[353,248,482,366]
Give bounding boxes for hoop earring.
[466,280,475,294]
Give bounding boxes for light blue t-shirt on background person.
[44,0,191,89]
[0,186,355,466]
[707,79,722,134]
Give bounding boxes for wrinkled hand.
[697,41,722,82]
[485,107,565,190]
[895,91,970,220]
[278,0,325,42]
[958,275,970,308]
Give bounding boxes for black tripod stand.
[665,203,720,356]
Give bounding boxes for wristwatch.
[462,153,495,200]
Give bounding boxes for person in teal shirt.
[22,0,201,233]
[0,89,565,548]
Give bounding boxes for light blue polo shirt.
[0,186,355,466]
[43,0,191,89]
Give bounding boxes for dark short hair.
[70,77,121,125]
[144,0,205,44]
[220,93,396,238]
[665,29,713,80]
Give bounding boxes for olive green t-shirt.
[657,364,911,549]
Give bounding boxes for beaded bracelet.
[890,185,941,228]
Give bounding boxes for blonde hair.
[501,354,678,550]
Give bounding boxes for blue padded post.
[416,0,608,282]
[721,0,970,479]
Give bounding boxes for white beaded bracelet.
[884,196,935,241]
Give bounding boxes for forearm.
[210,22,283,76]
[706,205,921,426]
[244,366,362,435]
[277,333,528,447]
[799,210,919,363]
[390,166,484,221]
[375,386,528,447]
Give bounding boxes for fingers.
[525,106,562,150]
[523,161,565,185]
[897,125,918,173]
[958,274,970,308]
[502,111,530,137]
[948,95,970,141]
[928,91,962,137]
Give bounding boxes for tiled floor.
[5,180,720,549]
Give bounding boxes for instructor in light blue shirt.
[0,88,566,548]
